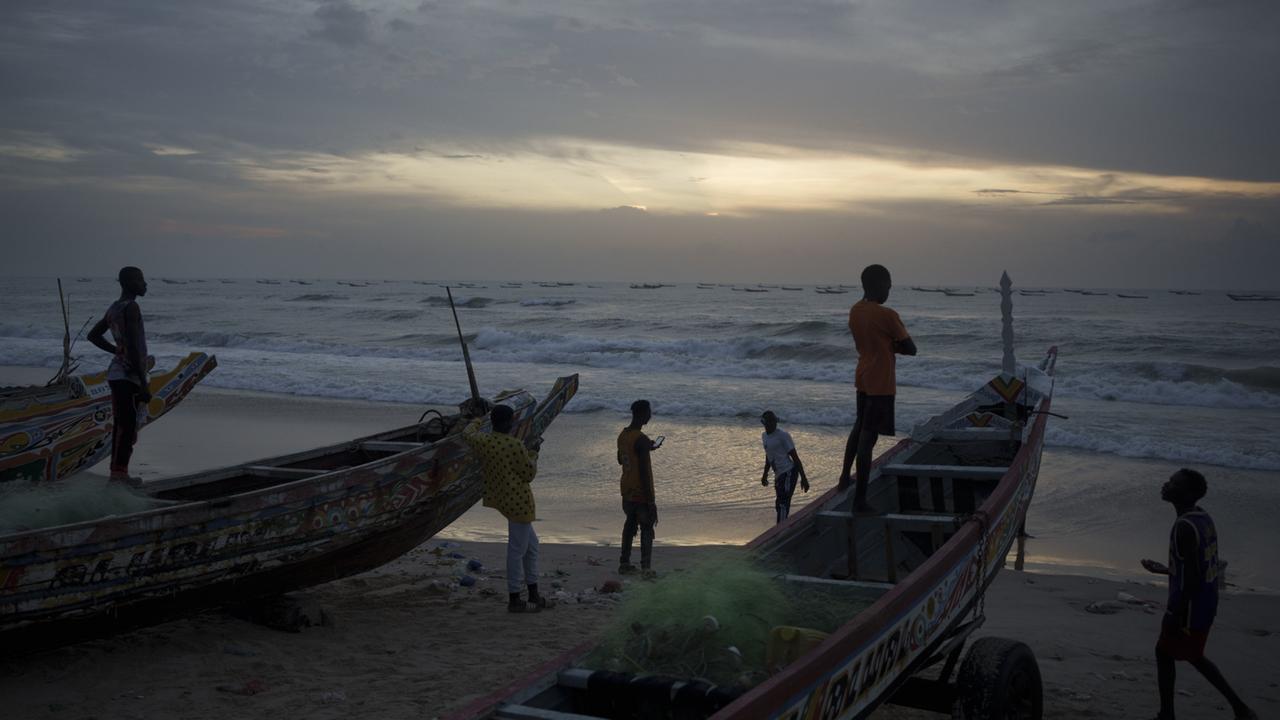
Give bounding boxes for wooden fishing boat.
[1,352,217,485]
[454,275,1057,720]
[0,374,578,655]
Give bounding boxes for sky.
[2,0,1278,286]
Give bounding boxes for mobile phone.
[653,435,665,449]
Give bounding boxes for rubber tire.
[953,637,1043,720]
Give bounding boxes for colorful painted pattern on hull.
[0,352,217,485]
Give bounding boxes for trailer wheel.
[953,637,1042,720]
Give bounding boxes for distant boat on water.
[943,290,975,297]
[630,283,666,289]
[911,286,945,293]
[1080,291,1108,296]
[743,287,769,293]
[815,287,847,294]
[1169,290,1201,296]
[1116,294,1149,299]
[780,286,803,291]
[1227,293,1280,302]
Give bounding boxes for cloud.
[311,0,373,46]
[153,218,292,239]
[2,0,1279,287]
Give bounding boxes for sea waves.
[3,321,1278,411]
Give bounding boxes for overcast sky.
[2,0,1278,286]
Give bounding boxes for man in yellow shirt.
[463,404,550,613]
[839,264,917,514]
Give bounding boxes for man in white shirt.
[760,411,809,524]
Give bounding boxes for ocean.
[2,277,1278,588]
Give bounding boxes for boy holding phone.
[617,399,660,576]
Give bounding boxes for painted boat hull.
[0,352,218,485]
[0,374,578,655]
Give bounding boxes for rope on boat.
[416,409,457,443]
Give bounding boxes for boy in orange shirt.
[839,264,916,513]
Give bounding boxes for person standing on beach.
[1141,469,1257,720]
[838,264,916,514]
[760,411,809,524]
[617,399,660,576]
[87,266,152,484]
[462,404,552,613]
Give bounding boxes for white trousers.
[507,520,539,594]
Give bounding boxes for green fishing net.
[584,550,874,687]
[0,481,162,535]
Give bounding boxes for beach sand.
[2,371,1277,718]
[1,541,1275,720]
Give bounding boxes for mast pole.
[446,286,482,410]
[1000,271,1016,378]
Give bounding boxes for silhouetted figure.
[463,404,551,613]
[838,264,916,513]
[1141,468,1256,720]
[617,399,660,576]
[87,266,151,483]
[760,410,809,523]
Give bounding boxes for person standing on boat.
[87,266,151,484]
[760,411,808,524]
[1141,469,1257,720]
[617,399,660,576]
[838,264,916,514]
[462,404,551,613]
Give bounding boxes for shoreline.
[3,364,1276,592]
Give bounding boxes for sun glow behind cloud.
[230,138,1280,216]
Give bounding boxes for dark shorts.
[1157,616,1210,661]
[856,392,895,437]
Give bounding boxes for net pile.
[0,481,162,535]
[585,551,873,688]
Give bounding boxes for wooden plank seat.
[931,428,1016,442]
[358,441,422,453]
[780,574,895,593]
[243,466,328,478]
[495,705,600,720]
[879,463,1007,480]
